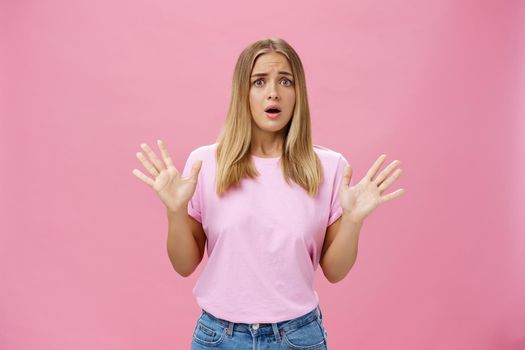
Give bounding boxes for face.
[249,52,296,135]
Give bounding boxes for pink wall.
[1,0,524,349]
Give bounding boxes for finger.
[365,154,387,181]
[342,165,352,187]
[132,168,155,187]
[141,143,166,173]
[136,152,160,177]
[157,139,176,169]
[375,160,401,186]
[380,188,405,203]
[378,168,402,192]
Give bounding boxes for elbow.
[179,270,192,278]
[167,253,197,278]
[322,256,358,284]
[167,245,201,278]
[175,264,196,278]
[321,264,344,284]
[321,261,351,284]
[326,272,344,284]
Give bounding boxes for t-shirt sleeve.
[327,154,350,227]
[181,150,203,223]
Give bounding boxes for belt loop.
[226,321,234,337]
[316,304,323,321]
[272,323,281,341]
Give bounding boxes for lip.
[265,111,281,119]
[264,104,281,113]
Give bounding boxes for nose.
[267,85,280,100]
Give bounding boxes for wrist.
[342,209,364,224]
[166,204,187,216]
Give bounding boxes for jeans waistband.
[200,304,324,339]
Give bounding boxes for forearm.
[166,208,201,277]
[322,211,363,283]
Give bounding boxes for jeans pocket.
[192,314,227,347]
[281,319,326,349]
[316,318,328,340]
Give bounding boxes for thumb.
[189,159,203,180]
[342,165,352,187]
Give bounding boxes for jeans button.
[252,323,259,329]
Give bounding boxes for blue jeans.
[191,304,329,349]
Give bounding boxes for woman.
[132,37,404,350]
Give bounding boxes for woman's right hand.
[132,140,202,212]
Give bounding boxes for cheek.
[249,90,258,103]
[249,93,257,111]
[286,92,296,108]
[249,91,264,110]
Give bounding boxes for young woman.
[132,37,404,350]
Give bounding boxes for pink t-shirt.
[181,143,349,323]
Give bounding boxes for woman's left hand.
[339,154,405,223]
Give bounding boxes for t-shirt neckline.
[251,154,282,163]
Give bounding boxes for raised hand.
[132,140,202,212]
[339,154,405,223]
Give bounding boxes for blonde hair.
[214,37,323,197]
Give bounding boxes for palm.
[340,179,381,221]
[132,140,202,212]
[339,154,405,222]
[154,167,197,209]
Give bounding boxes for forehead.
[252,52,291,71]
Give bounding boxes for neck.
[250,127,285,157]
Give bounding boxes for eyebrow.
[251,71,294,78]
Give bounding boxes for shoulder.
[313,144,346,165]
[188,143,218,159]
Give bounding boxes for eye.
[281,78,293,86]
[252,78,294,87]
[253,79,264,87]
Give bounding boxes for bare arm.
[320,212,362,283]
[320,153,404,283]
[131,139,205,278]
[166,207,206,277]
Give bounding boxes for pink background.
[1,0,524,349]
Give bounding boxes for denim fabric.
[191,304,329,349]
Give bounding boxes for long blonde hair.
[215,37,323,197]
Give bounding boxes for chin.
[252,112,291,129]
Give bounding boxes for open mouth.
[265,109,281,119]
[265,106,281,119]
